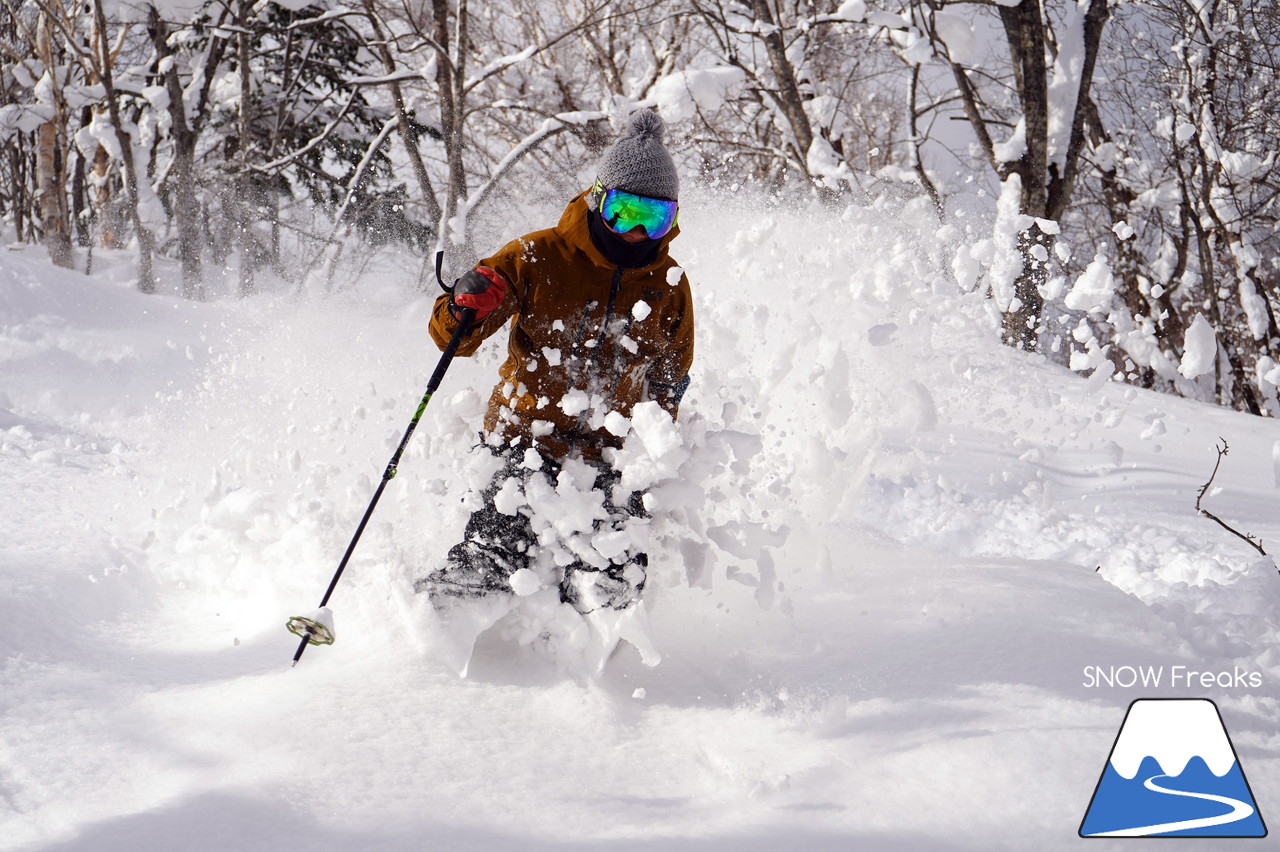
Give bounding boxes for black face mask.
[588,209,661,269]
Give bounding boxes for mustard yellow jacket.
[429,191,695,460]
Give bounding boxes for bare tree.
[349,0,625,265]
[905,0,1110,350]
[148,6,202,298]
[359,0,444,229]
[1167,0,1280,414]
[1067,0,1280,414]
[87,0,155,292]
[680,0,909,198]
[33,7,72,267]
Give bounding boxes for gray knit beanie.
[595,110,679,201]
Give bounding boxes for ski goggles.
[592,182,678,239]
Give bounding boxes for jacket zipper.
[593,268,624,354]
[570,268,623,436]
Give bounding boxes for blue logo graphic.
[1080,699,1266,838]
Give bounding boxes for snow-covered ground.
[4,192,1280,850]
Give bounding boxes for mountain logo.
[1080,698,1266,838]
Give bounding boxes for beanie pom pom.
[627,109,666,143]
[597,108,679,201]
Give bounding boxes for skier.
[415,110,694,619]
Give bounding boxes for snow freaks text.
[1083,666,1263,690]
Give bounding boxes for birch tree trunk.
[91,0,156,293]
[35,10,72,268]
[92,144,117,248]
[433,0,462,235]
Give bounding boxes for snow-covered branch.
[460,111,606,226]
[251,90,359,173]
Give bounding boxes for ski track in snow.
[4,190,1280,850]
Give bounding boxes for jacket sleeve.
[427,242,525,355]
[646,272,695,419]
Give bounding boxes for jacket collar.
[557,190,680,273]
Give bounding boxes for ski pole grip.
[455,305,477,335]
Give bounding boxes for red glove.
[451,266,508,320]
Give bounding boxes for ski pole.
[287,297,477,667]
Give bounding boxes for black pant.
[418,444,647,612]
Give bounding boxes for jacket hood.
[557,190,680,272]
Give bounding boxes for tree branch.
[251,90,359,173]
[1195,438,1268,556]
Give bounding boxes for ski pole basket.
[287,606,336,646]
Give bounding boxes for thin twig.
[1195,438,1268,556]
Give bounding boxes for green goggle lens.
[599,188,678,239]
